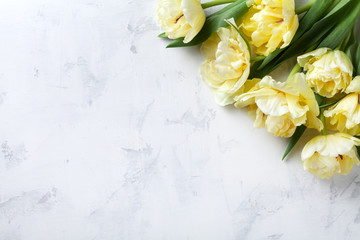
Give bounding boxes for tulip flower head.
[301,133,360,179]
[234,73,322,138]
[324,76,360,135]
[200,23,251,106]
[240,0,299,56]
[157,0,206,43]
[297,48,353,98]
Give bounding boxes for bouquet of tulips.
[156,0,360,179]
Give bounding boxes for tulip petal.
[301,133,360,179]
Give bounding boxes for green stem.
[251,55,266,63]
[319,97,344,109]
[201,0,236,9]
[295,0,315,15]
[320,108,327,135]
[286,63,301,82]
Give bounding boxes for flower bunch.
[157,0,360,179]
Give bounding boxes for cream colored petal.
[303,50,353,98]
[200,61,221,88]
[236,88,270,104]
[302,133,360,161]
[323,133,360,157]
[348,104,360,127]
[265,115,296,137]
[326,94,358,118]
[260,75,299,96]
[334,50,353,76]
[211,88,236,106]
[281,0,298,48]
[237,72,324,137]
[200,26,250,106]
[297,48,329,67]
[239,0,298,56]
[233,78,261,108]
[281,15,298,48]
[182,0,205,43]
[346,76,360,93]
[252,107,266,128]
[305,111,323,131]
[287,72,320,116]
[301,135,327,160]
[242,78,261,92]
[282,0,295,17]
[304,153,339,179]
[339,153,359,175]
[200,33,221,60]
[255,92,289,116]
[157,0,190,39]
[231,32,251,92]
[323,93,360,134]
[286,93,308,121]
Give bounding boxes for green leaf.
[282,125,307,160]
[250,0,357,78]
[280,0,354,59]
[166,0,249,48]
[355,37,360,76]
[255,48,283,72]
[355,137,360,158]
[355,133,360,157]
[158,32,167,38]
[315,92,325,106]
[317,1,360,49]
[356,146,360,158]
[344,29,356,62]
[295,0,335,39]
[319,98,343,109]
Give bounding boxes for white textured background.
[1,0,360,239]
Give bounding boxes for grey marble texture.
[1,0,360,239]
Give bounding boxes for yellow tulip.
[297,48,353,98]
[240,0,299,56]
[200,24,251,106]
[234,73,322,137]
[157,0,205,43]
[301,133,360,179]
[324,76,360,135]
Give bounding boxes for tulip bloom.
[297,48,353,98]
[234,73,322,137]
[301,133,360,179]
[324,76,360,135]
[157,0,205,43]
[240,0,299,56]
[200,25,251,106]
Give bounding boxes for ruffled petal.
[200,25,251,106]
[297,48,329,67]
[182,0,206,43]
